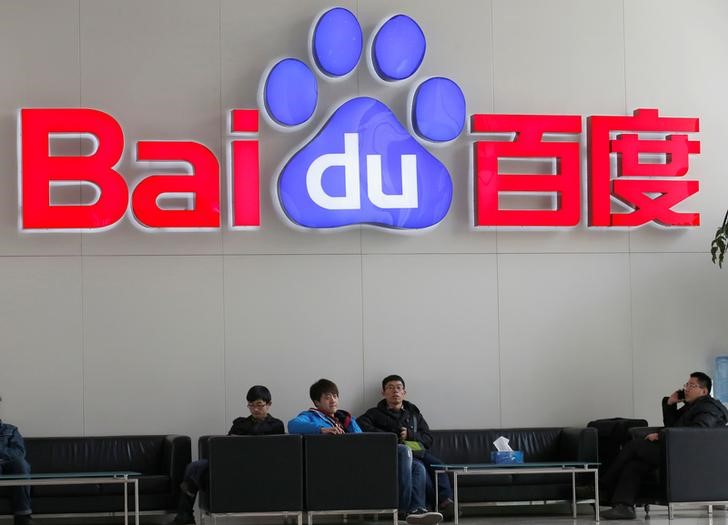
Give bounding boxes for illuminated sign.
[16,7,701,232]
[268,9,462,229]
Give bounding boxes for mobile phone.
[677,389,685,401]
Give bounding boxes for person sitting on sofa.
[600,371,728,520]
[0,396,37,525]
[358,375,452,522]
[171,385,285,525]
[288,378,361,434]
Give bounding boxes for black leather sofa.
[630,426,728,519]
[430,427,598,506]
[199,433,398,523]
[0,435,190,516]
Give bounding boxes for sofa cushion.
[100,474,170,495]
[25,436,165,474]
[431,428,563,464]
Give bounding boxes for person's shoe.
[576,485,611,504]
[14,515,38,525]
[180,480,198,497]
[171,512,196,525]
[439,498,455,520]
[601,504,636,520]
[406,508,444,525]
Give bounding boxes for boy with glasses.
[171,385,284,525]
[601,371,728,520]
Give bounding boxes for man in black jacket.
[171,385,285,525]
[601,371,728,520]
[358,375,454,522]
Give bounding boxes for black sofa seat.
[430,427,598,505]
[0,434,190,516]
[198,434,303,516]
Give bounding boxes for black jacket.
[357,400,433,449]
[228,414,285,436]
[662,395,728,428]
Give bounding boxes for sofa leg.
[668,503,674,520]
[644,504,650,515]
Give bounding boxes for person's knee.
[412,459,426,476]
[3,458,31,475]
[397,444,413,464]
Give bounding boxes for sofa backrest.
[25,435,167,474]
[431,428,565,464]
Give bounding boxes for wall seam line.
[490,0,503,429]
[621,0,636,419]
[78,0,87,437]
[219,0,228,430]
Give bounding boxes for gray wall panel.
[0,1,725,439]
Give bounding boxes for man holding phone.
[600,371,728,520]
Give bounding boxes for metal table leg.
[134,478,140,525]
[572,470,577,518]
[453,472,459,525]
[594,468,600,522]
[124,476,129,525]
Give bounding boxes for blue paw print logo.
[263,7,465,229]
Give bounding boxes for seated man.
[172,385,285,525]
[601,371,728,520]
[288,378,361,434]
[358,375,450,524]
[0,396,37,525]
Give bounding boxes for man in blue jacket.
[288,379,362,434]
[0,396,37,525]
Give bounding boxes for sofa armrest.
[163,435,191,503]
[201,434,302,513]
[662,427,728,502]
[628,427,663,440]
[304,433,398,512]
[559,427,598,462]
[198,435,219,461]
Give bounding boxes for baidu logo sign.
[263,8,465,229]
[15,8,701,233]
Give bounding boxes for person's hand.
[399,427,408,441]
[666,391,681,405]
[321,426,343,435]
[644,432,659,442]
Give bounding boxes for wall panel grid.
[0,1,726,441]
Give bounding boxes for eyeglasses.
[384,385,405,392]
[684,383,702,390]
[247,402,269,408]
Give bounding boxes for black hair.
[246,385,272,404]
[310,379,339,402]
[382,374,405,390]
[690,372,712,393]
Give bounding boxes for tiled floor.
[3,507,726,525]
